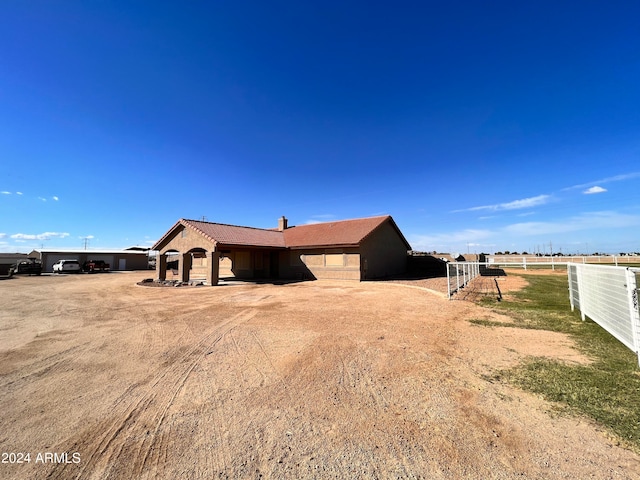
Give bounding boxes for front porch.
[157,247,286,286]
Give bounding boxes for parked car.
[82,260,110,273]
[14,258,43,275]
[52,259,81,274]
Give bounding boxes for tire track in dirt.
[194,324,305,478]
[0,301,168,398]
[46,308,258,480]
[0,324,137,394]
[132,311,255,480]
[335,343,427,476]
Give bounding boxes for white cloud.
[410,229,493,250]
[503,211,640,236]
[10,232,70,240]
[410,210,640,253]
[564,171,640,191]
[0,233,6,239]
[16,192,22,195]
[38,197,47,202]
[1,191,10,195]
[52,196,59,201]
[583,186,606,194]
[305,214,336,224]
[454,194,552,213]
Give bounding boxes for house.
[152,215,411,285]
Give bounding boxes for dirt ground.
[1,272,638,479]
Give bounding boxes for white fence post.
[625,269,640,367]
[568,265,575,312]
[576,265,586,320]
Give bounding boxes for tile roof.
[182,220,286,248]
[283,215,395,248]
[154,215,410,251]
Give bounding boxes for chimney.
[278,216,288,231]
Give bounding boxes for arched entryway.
[156,249,180,281]
[186,248,208,282]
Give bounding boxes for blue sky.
[1,1,639,255]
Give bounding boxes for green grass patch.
[468,318,550,330]
[477,273,640,452]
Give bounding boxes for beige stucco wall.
[156,226,215,255]
[359,221,409,279]
[284,248,361,280]
[155,225,216,282]
[216,248,280,279]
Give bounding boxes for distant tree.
[522,251,529,255]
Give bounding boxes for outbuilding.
[29,249,150,272]
[152,215,411,285]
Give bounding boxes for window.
[325,254,344,267]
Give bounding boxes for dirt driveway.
[1,272,638,479]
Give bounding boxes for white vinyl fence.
[568,264,640,365]
[491,254,640,265]
[447,262,481,298]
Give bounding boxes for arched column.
[207,251,220,286]
[157,253,167,281]
[179,252,192,282]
